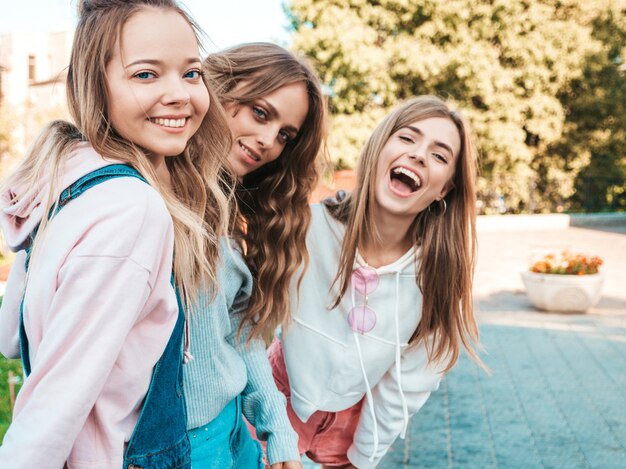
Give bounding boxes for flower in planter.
[529,251,603,276]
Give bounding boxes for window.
[28,55,36,81]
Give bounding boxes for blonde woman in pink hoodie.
[0,1,232,467]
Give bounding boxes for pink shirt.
[0,144,177,468]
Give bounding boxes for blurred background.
[1,0,624,215]
[0,1,625,459]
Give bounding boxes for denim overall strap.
[123,283,191,469]
[18,164,147,376]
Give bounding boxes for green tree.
[288,0,625,213]
[549,3,626,212]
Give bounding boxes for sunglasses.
[348,266,380,333]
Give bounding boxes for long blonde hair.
[204,43,326,342]
[1,0,232,304]
[327,96,482,372]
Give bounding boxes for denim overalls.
[19,164,191,468]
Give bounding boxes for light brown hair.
[327,95,483,371]
[2,0,233,305]
[204,42,326,342]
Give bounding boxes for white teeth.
[152,118,186,128]
[240,143,260,161]
[392,167,422,188]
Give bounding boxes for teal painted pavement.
[379,314,626,469]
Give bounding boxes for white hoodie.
[0,143,177,468]
[282,204,444,469]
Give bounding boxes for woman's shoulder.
[218,238,253,284]
[309,202,345,243]
[72,176,169,222]
[62,143,170,221]
[51,177,172,262]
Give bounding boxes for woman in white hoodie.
[271,95,485,469]
[0,1,232,467]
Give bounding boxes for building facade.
[0,30,72,157]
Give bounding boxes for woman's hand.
[270,461,302,469]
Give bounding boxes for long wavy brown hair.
[204,43,326,342]
[327,96,484,372]
[2,0,233,306]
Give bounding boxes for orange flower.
[529,251,603,275]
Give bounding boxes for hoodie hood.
[0,143,119,251]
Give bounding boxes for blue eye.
[253,106,268,120]
[278,130,291,144]
[184,69,202,79]
[134,71,155,80]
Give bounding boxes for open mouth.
[149,117,187,128]
[390,167,421,194]
[239,143,260,162]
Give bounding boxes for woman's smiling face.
[105,8,209,166]
[224,81,309,177]
[373,116,461,221]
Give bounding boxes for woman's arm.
[224,246,300,466]
[0,180,176,467]
[0,255,158,466]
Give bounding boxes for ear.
[437,182,453,200]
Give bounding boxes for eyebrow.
[404,125,454,157]
[258,98,300,134]
[125,58,201,69]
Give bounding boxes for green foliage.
[288,0,626,213]
[0,357,22,443]
[0,295,22,443]
[553,4,626,212]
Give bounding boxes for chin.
[159,147,187,157]
[228,162,245,178]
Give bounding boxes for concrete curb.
[477,212,626,232]
[569,212,626,227]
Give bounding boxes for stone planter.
[520,271,604,313]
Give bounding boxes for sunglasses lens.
[351,266,379,295]
[348,305,376,333]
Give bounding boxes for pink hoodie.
[0,143,178,468]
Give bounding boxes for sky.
[0,0,292,50]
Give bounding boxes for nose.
[408,149,427,166]
[161,75,190,106]
[256,125,277,150]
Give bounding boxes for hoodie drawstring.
[353,332,379,462]
[181,286,193,364]
[394,271,409,438]
[350,265,410,461]
[183,318,193,364]
[351,280,379,461]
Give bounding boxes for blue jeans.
[189,396,263,469]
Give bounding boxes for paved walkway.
[305,223,626,469]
